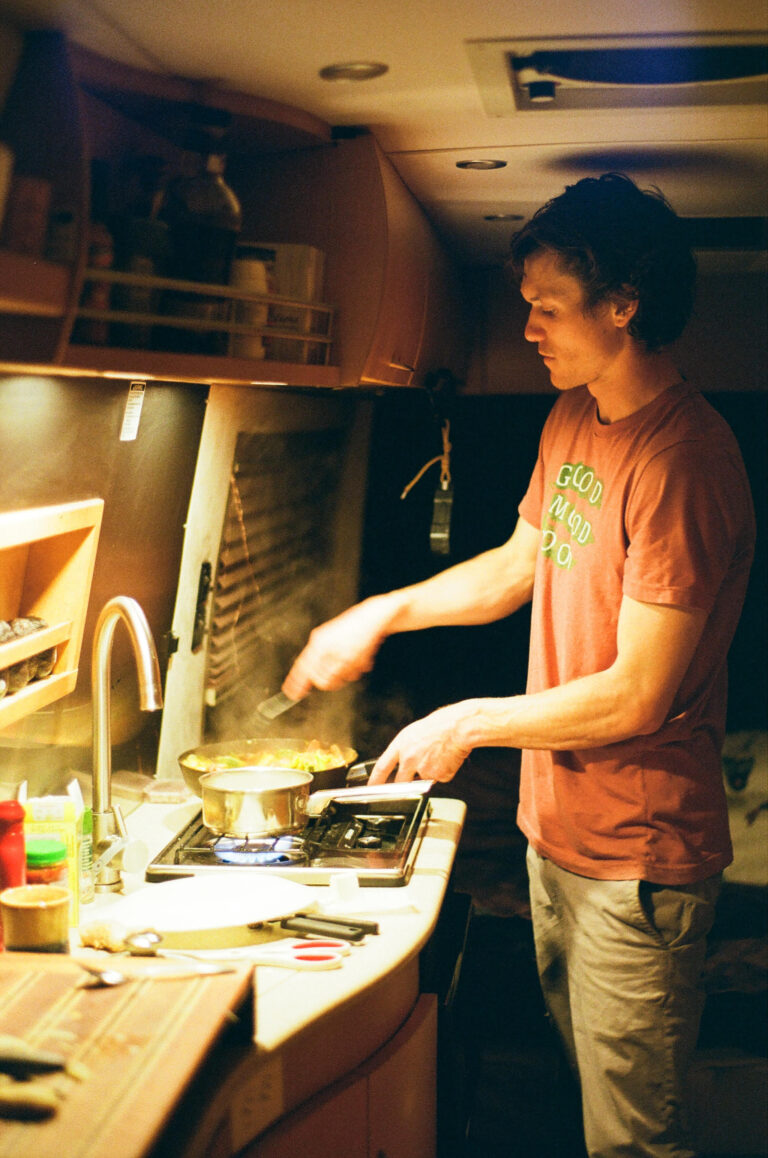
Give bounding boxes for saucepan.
[178,737,358,798]
[199,766,313,838]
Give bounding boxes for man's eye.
[540,308,556,317]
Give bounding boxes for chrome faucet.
[91,596,163,892]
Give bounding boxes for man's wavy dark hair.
[507,173,697,351]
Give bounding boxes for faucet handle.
[92,833,148,877]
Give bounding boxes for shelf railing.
[76,268,335,366]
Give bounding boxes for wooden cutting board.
[0,952,253,1158]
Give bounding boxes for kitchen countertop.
[0,791,466,1157]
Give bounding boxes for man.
[282,173,755,1157]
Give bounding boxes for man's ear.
[611,294,639,329]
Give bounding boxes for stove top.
[146,793,431,887]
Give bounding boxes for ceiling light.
[456,159,507,170]
[484,213,524,221]
[319,61,389,82]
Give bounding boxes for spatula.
[254,690,304,722]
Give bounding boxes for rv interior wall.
[0,374,206,796]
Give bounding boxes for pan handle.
[346,761,375,786]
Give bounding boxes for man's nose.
[524,311,542,343]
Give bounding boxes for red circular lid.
[0,800,24,823]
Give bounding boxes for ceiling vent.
[466,34,768,114]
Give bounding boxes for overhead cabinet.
[232,134,467,389]
[0,32,465,389]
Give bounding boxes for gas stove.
[146,792,431,887]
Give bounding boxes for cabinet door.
[246,1073,368,1158]
[359,152,431,388]
[367,994,438,1158]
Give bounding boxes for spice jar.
[25,836,69,888]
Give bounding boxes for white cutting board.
[104,873,318,935]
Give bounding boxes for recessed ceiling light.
[319,61,389,82]
[527,80,557,103]
[456,159,507,170]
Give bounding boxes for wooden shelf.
[60,346,341,388]
[0,671,78,730]
[0,499,103,732]
[0,620,71,668]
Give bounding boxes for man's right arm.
[282,517,540,698]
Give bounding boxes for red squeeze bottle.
[0,800,26,949]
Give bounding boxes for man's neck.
[591,350,681,425]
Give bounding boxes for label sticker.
[119,381,146,441]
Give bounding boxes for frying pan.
[178,737,358,798]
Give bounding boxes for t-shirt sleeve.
[518,449,545,529]
[518,403,562,529]
[623,440,748,612]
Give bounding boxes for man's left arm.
[369,596,707,783]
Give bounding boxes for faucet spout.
[92,596,163,891]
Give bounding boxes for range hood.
[467,33,768,114]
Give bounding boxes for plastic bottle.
[0,801,26,890]
[161,113,242,354]
[79,807,94,905]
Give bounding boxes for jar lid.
[235,243,276,261]
[25,836,67,867]
[0,800,25,822]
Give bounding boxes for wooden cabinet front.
[235,135,464,390]
[247,995,437,1158]
[357,146,431,388]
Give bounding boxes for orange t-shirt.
[517,382,755,884]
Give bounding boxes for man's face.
[520,250,631,394]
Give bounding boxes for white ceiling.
[2,0,767,264]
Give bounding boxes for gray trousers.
[526,846,721,1158]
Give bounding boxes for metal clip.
[430,480,453,555]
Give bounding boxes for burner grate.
[146,794,430,886]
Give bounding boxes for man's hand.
[367,703,475,785]
[282,596,396,700]
[282,518,539,703]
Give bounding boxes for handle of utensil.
[295,911,380,936]
[280,916,367,942]
[255,690,304,720]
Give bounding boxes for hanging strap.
[400,419,452,499]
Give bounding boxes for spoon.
[123,929,194,959]
[78,963,130,988]
[122,930,234,964]
[76,957,237,986]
